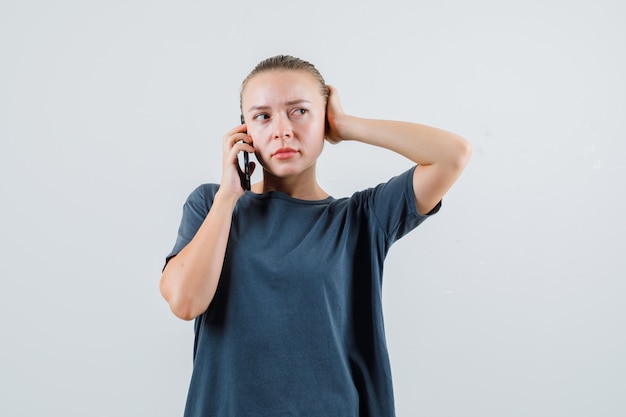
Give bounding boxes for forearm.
[334,115,469,168]
[160,190,238,320]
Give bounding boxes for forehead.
[242,70,323,109]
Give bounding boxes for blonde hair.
[240,55,329,111]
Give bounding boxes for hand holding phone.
[240,114,251,191]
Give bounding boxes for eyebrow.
[247,99,312,112]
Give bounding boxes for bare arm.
[159,124,255,320]
[160,191,237,320]
[326,86,471,214]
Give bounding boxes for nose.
[273,115,292,140]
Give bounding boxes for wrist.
[214,188,241,210]
[328,114,358,142]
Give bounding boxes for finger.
[327,85,341,102]
[328,89,343,113]
[225,134,254,153]
[225,142,255,167]
[224,122,248,136]
[233,141,255,154]
[222,124,250,146]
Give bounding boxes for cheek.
[247,127,267,148]
[305,113,327,135]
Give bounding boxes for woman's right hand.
[162,124,255,321]
[220,123,256,197]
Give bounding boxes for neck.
[254,168,328,201]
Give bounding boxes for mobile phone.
[240,114,251,191]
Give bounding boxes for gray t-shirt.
[166,167,440,417]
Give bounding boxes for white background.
[1,0,625,416]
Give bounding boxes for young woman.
[160,55,471,416]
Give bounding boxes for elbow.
[165,289,199,321]
[169,303,199,322]
[160,274,200,321]
[451,135,472,171]
[167,296,200,321]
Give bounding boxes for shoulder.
[185,183,219,204]
[347,167,417,205]
[179,183,221,219]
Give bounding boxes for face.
[241,70,327,180]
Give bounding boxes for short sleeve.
[164,184,217,267]
[365,166,441,245]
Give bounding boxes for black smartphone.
[240,114,251,191]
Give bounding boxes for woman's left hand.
[325,85,347,144]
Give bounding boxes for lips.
[272,147,298,160]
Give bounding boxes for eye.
[254,113,270,121]
[292,108,308,116]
